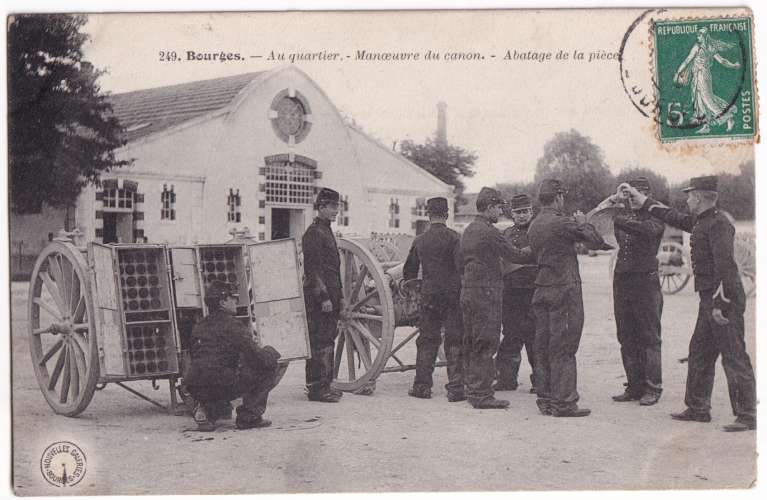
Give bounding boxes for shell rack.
[118,248,178,377]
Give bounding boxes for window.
[264,159,315,205]
[389,198,400,228]
[337,195,350,226]
[161,184,176,221]
[103,188,134,211]
[227,189,241,222]
[412,197,427,217]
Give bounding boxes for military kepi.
[315,187,340,205]
[510,194,532,210]
[628,176,651,191]
[476,187,505,209]
[426,197,448,215]
[538,178,566,196]
[682,175,718,192]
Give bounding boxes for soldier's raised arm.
[621,183,695,232]
[561,214,611,250]
[492,228,535,264]
[614,212,666,239]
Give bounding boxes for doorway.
[270,208,307,241]
[103,212,134,243]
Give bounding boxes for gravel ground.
[11,254,756,495]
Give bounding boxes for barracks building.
[12,66,453,263]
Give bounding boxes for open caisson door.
[89,243,127,378]
[246,239,310,362]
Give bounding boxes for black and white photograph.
[3,2,763,496]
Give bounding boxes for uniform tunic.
[403,222,464,394]
[302,217,343,393]
[527,207,606,414]
[643,199,755,422]
[612,209,665,396]
[459,215,533,403]
[498,222,538,387]
[184,310,281,419]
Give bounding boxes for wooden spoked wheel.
[28,242,99,416]
[332,238,395,392]
[657,240,692,295]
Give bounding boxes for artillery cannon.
[330,236,432,393]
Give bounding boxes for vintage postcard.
[6,7,759,496]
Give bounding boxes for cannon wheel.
[658,240,691,295]
[332,238,396,392]
[28,241,100,416]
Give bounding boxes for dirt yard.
[11,254,756,495]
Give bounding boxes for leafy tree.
[9,14,129,214]
[534,129,614,213]
[615,166,670,204]
[398,138,477,205]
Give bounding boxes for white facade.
[73,67,453,246]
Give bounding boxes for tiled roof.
[108,72,264,142]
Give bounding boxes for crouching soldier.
[496,194,538,393]
[184,281,286,431]
[403,197,465,402]
[302,187,345,403]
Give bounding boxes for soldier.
[459,187,533,409]
[622,176,756,432]
[527,179,610,417]
[496,194,538,393]
[302,187,344,403]
[403,197,465,402]
[184,281,285,431]
[598,177,665,406]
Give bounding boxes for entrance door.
[271,208,291,240]
[102,212,134,243]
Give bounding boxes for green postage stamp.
[653,16,757,142]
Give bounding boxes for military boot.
[193,404,216,432]
[235,406,272,429]
[493,356,519,391]
[408,384,432,399]
[471,397,510,409]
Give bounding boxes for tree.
[669,160,755,220]
[615,166,670,204]
[398,138,477,205]
[9,14,129,214]
[534,129,614,213]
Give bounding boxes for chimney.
[436,101,447,146]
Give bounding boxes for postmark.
[39,441,87,487]
[652,16,757,142]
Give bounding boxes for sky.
[80,8,755,193]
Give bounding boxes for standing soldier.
[527,179,610,417]
[623,176,756,432]
[460,187,533,409]
[496,194,538,393]
[403,197,465,402]
[598,177,665,406]
[302,187,344,403]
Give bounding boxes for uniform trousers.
[413,290,465,394]
[532,283,584,413]
[613,271,663,395]
[685,285,755,422]
[460,287,503,404]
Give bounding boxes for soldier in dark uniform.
[527,179,610,418]
[302,187,344,403]
[623,176,756,432]
[496,194,538,392]
[403,197,465,402]
[184,281,285,431]
[598,177,665,406]
[459,187,533,409]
